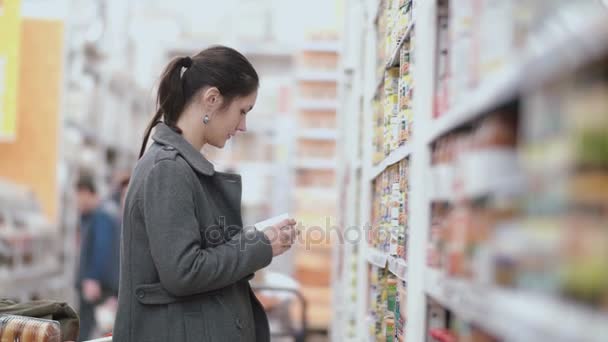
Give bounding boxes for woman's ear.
[202,87,222,108]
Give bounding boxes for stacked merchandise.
[516,68,608,310]
[427,109,520,280]
[373,99,385,164]
[385,0,414,60]
[373,1,416,164]
[427,301,501,342]
[427,63,608,315]
[384,67,400,156]
[370,160,409,260]
[376,0,388,82]
[369,266,408,342]
[434,0,450,118]
[399,40,414,143]
[434,0,604,118]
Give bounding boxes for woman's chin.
[209,140,227,149]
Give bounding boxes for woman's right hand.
[263,218,298,257]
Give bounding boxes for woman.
[113,46,297,342]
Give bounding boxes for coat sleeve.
[84,213,115,284]
[143,159,273,297]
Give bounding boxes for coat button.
[136,290,145,299]
[235,318,243,329]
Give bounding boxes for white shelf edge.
[297,71,340,82]
[294,187,338,198]
[386,20,416,69]
[373,20,416,98]
[425,269,608,342]
[366,246,389,268]
[369,143,412,181]
[295,158,337,170]
[425,10,608,144]
[301,41,340,53]
[298,128,339,140]
[387,256,408,281]
[296,99,339,111]
[424,62,521,144]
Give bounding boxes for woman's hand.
[263,218,298,257]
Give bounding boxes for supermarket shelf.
[366,245,389,268]
[354,160,363,170]
[369,143,412,181]
[246,117,280,134]
[295,187,338,198]
[296,99,339,111]
[298,128,338,140]
[425,269,608,342]
[297,71,340,82]
[373,20,416,97]
[387,256,408,281]
[425,64,521,144]
[425,9,608,144]
[386,21,415,69]
[296,158,337,170]
[301,41,340,53]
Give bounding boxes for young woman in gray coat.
[112,46,297,342]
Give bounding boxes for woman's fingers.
[266,218,299,257]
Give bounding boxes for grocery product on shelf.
[517,67,608,309]
[370,160,409,258]
[426,301,501,342]
[369,265,407,342]
[427,62,608,315]
[434,0,450,118]
[399,41,414,143]
[376,0,388,81]
[385,67,401,154]
[396,279,407,340]
[435,0,607,118]
[374,98,385,165]
[373,0,416,165]
[448,0,476,107]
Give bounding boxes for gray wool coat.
[113,123,274,342]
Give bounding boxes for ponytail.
[139,46,260,159]
[139,56,193,159]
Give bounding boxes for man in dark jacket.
[75,175,120,341]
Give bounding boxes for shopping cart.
[252,286,308,342]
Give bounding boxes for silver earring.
[203,115,210,124]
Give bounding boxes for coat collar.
[152,123,215,176]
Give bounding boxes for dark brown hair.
[76,174,97,194]
[139,45,259,158]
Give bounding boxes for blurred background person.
[75,175,120,341]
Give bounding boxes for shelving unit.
[293,37,341,333]
[0,180,63,302]
[425,269,608,342]
[336,0,608,341]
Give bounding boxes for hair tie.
[181,56,192,69]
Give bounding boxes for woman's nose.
[237,117,247,132]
